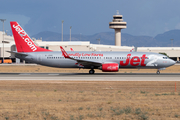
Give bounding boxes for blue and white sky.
[0,0,180,36]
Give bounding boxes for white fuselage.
[15,51,176,69]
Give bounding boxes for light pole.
[70,26,72,41]
[96,38,100,44]
[0,19,6,63]
[80,33,82,41]
[170,39,174,47]
[62,20,64,41]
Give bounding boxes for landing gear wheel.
[156,70,160,74]
[89,69,95,74]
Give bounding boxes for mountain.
[154,29,180,47]
[32,31,115,45]
[32,29,180,47]
[121,34,158,47]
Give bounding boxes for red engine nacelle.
[102,63,119,72]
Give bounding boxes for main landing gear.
[156,70,160,74]
[89,69,95,74]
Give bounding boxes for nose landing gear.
[156,70,160,74]
[89,69,95,74]
[156,68,165,74]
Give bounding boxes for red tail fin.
[10,21,51,52]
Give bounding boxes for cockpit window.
[163,57,168,59]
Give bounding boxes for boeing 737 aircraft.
[9,21,176,74]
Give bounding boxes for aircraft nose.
[170,59,176,66]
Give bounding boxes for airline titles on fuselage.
[68,53,103,57]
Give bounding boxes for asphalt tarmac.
[0,73,179,81]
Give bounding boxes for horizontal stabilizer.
[6,51,28,56]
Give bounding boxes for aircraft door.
[100,56,104,63]
[146,55,158,67]
[154,55,158,66]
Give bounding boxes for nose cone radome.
[169,59,176,66]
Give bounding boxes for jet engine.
[101,63,119,72]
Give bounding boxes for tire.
[156,71,160,74]
[89,69,94,74]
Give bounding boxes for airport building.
[0,12,180,63]
[109,11,127,46]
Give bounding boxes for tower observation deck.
[109,11,127,46]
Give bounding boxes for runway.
[0,73,180,81]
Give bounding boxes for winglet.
[70,48,74,51]
[60,46,70,58]
[130,48,134,52]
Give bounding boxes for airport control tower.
[109,11,127,46]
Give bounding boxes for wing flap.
[76,59,102,66]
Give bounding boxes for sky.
[0,0,180,37]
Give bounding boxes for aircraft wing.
[6,51,28,56]
[60,46,102,67]
[75,59,102,66]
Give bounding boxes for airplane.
[70,48,74,51]
[130,47,137,52]
[8,21,176,74]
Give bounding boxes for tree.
[159,52,169,57]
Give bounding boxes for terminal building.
[0,12,180,63]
